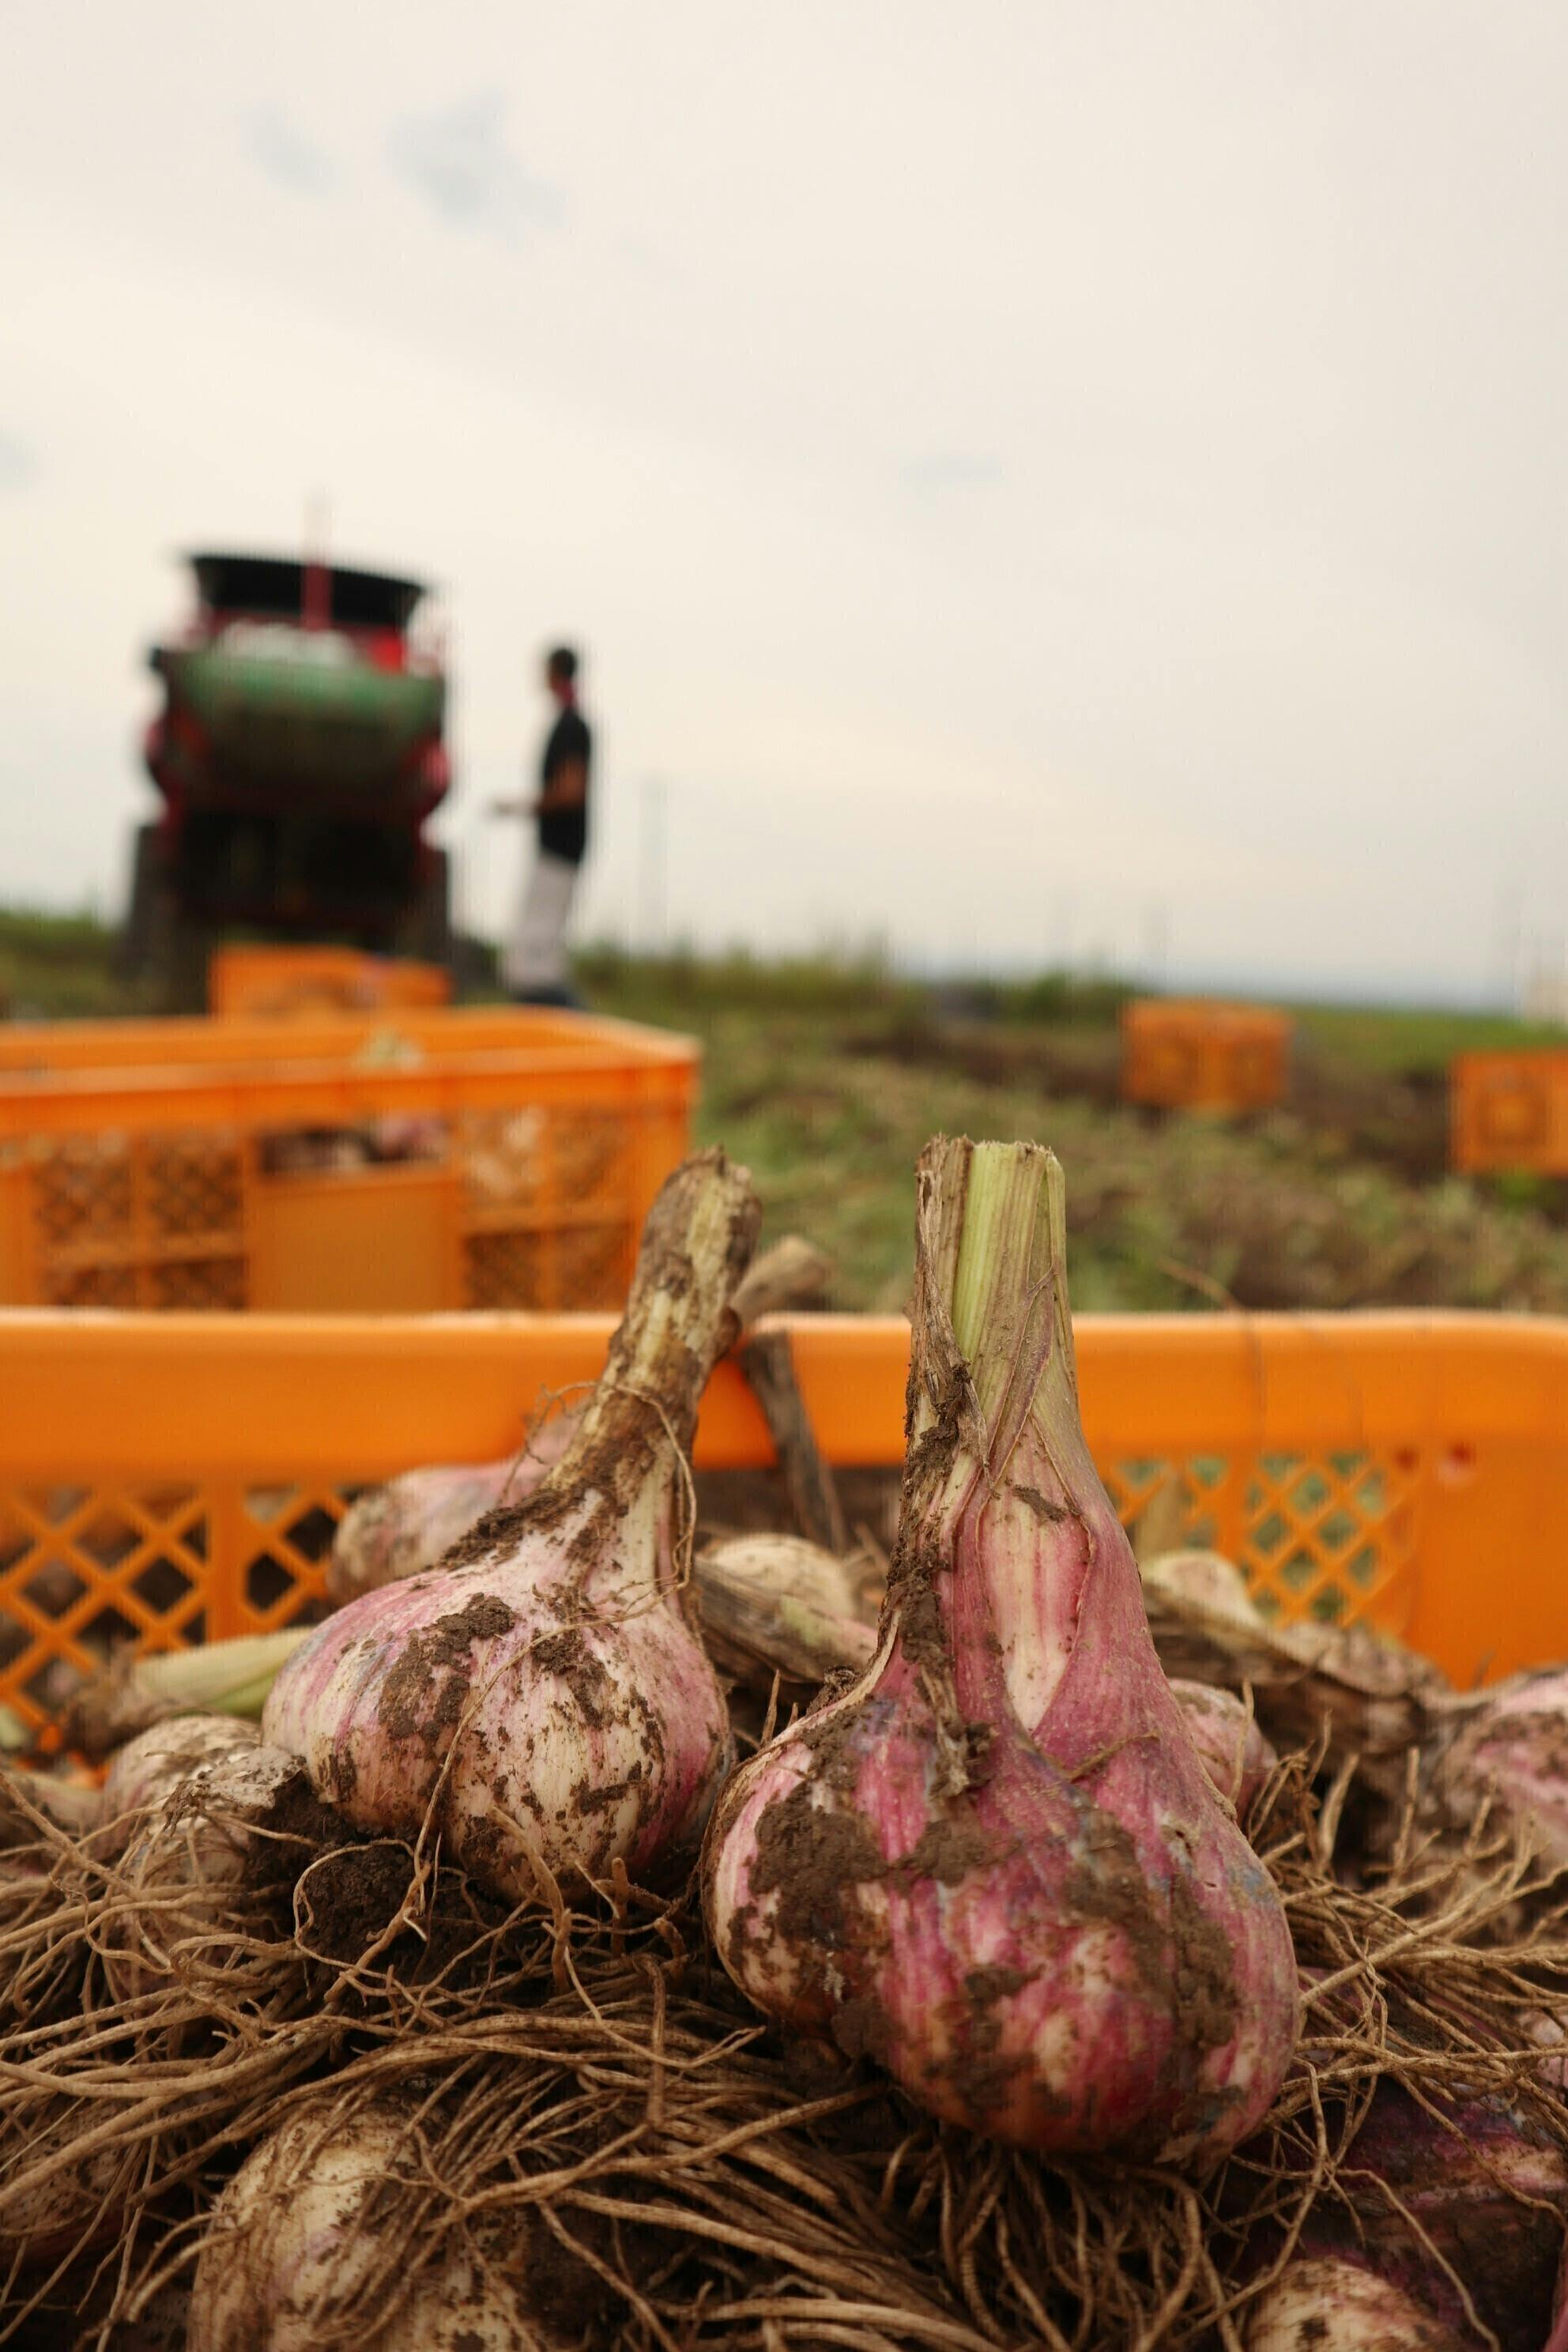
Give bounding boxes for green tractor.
[121,551,454,1008]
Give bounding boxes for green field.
[1292,999,1568,1076]
[572,948,1568,1314]
[3,914,1565,1317]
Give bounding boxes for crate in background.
[0,1008,696,1314]
[1121,999,1291,1113]
[209,944,452,1019]
[1451,1050,1568,1174]
[2,1306,1562,1736]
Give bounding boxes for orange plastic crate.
[0,1009,696,1314]
[1121,999,1291,1113]
[209,945,452,1019]
[1451,1050,1568,1174]
[2,1308,1562,1735]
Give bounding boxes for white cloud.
[244,107,335,196]
[386,92,564,243]
[901,452,1004,493]
[0,433,36,491]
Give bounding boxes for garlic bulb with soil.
[695,1533,876,1687]
[263,1149,760,1899]
[703,1137,1298,2160]
[102,1715,262,1841]
[1440,1665,1568,1866]
[1243,2256,1467,2352]
[105,1740,333,2007]
[189,2101,561,2350]
[326,1436,574,1608]
[1321,2078,1568,2352]
[1169,1679,1277,1818]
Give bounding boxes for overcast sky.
[2,3,1565,1000]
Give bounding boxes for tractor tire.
[115,824,160,980]
[119,827,212,1011]
[394,850,453,971]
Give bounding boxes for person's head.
[545,645,579,703]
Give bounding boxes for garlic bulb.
[101,1714,261,1843]
[327,1433,574,1608]
[106,1740,328,2006]
[703,1138,1298,2160]
[694,1533,875,1686]
[1440,1665,1568,1866]
[190,2101,559,2350]
[0,2099,140,2269]
[1170,1679,1276,1817]
[263,1149,760,1899]
[1325,2079,1568,2352]
[1244,2256,1466,2351]
[1142,1547,1265,1627]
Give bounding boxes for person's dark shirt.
[538,707,591,865]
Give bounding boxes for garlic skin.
[105,1741,327,2007]
[1243,2256,1466,2352]
[1325,2079,1568,2352]
[190,2102,557,2350]
[101,1714,262,1844]
[1142,1547,1264,1628]
[327,1427,576,1608]
[264,1151,760,1900]
[1441,1665,1568,1865]
[703,1140,1298,2161]
[1170,1679,1277,1818]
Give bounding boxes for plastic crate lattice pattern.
[1,1446,1423,1734]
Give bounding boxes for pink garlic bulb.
[1324,2079,1568,2352]
[1170,1679,1277,1818]
[1441,1665,1568,1865]
[327,1420,577,1608]
[703,1138,1298,2161]
[263,1150,760,1899]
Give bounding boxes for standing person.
[492,644,592,1008]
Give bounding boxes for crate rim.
[0,1035,699,1140]
[2,1306,1565,1475]
[0,1003,697,1055]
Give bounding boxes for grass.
[1293,1000,1566,1076]
[2,911,1566,1317]
[0,907,126,1020]
[576,952,1568,1316]
[575,941,1135,1031]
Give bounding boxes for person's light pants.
[503,850,579,993]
